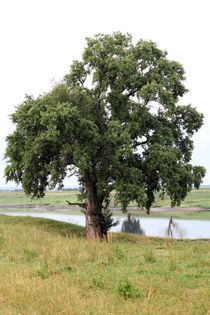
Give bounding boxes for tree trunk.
[84,174,107,240]
[85,211,106,239]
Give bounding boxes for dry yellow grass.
[0,216,209,314]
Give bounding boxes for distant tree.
[4,32,205,239]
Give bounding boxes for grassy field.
[0,189,210,220]
[1,188,210,209]
[0,214,209,314]
[153,189,210,209]
[0,190,79,206]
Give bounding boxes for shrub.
[117,279,144,300]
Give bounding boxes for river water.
[1,211,209,239]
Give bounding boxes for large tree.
[5,33,205,239]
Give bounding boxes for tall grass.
[0,214,209,314]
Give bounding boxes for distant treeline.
[0,187,79,192]
[0,185,209,192]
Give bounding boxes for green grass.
[1,188,210,209]
[153,188,210,209]
[0,214,209,314]
[0,214,84,237]
[0,190,79,206]
[0,189,210,220]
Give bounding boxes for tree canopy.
[5,32,205,239]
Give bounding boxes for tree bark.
[85,211,106,239]
[84,174,107,240]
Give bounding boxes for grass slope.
[0,215,209,314]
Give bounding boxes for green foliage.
[117,279,144,300]
[32,264,72,279]
[32,264,50,279]
[4,32,205,230]
[101,207,119,230]
[92,276,105,289]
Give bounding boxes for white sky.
[0,0,210,187]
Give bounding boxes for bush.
[117,279,144,300]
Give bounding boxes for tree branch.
[66,200,87,209]
[126,88,138,98]
[95,65,107,132]
[132,137,149,148]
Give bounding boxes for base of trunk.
[85,212,107,240]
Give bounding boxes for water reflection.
[165,216,187,239]
[167,216,176,238]
[121,214,145,235]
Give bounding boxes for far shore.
[0,203,207,212]
[0,204,209,221]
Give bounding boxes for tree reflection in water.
[167,216,179,238]
[121,214,145,235]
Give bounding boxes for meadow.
[0,214,209,314]
[1,188,210,208]
[0,189,210,220]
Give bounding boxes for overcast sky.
[0,0,210,188]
